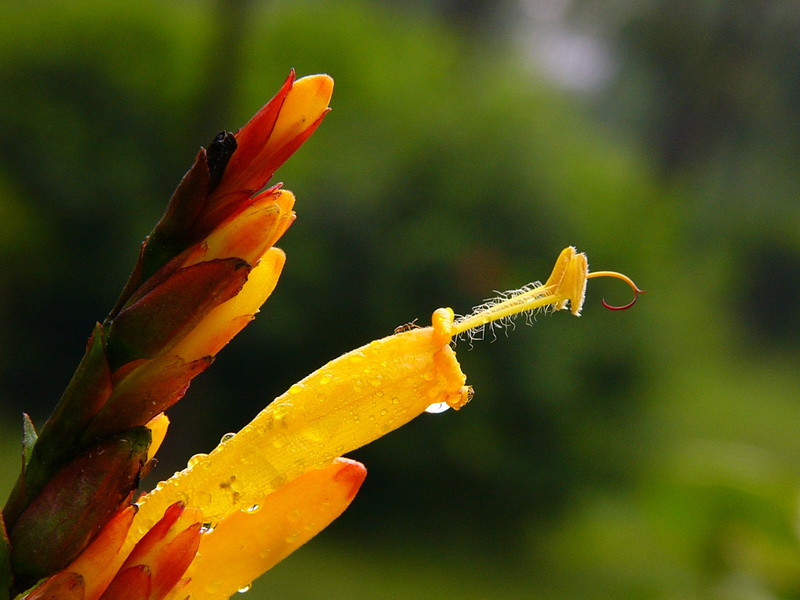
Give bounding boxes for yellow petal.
[269,75,334,149]
[165,458,366,600]
[128,316,466,542]
[183,190,295,268]
[144,413,170,462]
[170,247,286,363]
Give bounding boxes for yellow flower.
[8,68,642,600]
[119,246,639,596]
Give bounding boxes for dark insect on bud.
[206,132,238,190]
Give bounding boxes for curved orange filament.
[586,271,644,311]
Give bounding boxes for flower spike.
[5,60,644,600]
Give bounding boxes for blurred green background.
[2,0,800,598]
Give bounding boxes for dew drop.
[425,402,451,414]
[187,453,208,469]
[348,352,366,363]
[200,523,216,534]
[220,432,236,443]
[272,403,292,422]
[272,437,286,449]
[237,584,252,594]
[380,408,389,416]
[245,504,261,514]
[319,373,333,385]
[285,532,299,544]
[287,508,302,523]
[288,383,305,395]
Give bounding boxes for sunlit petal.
[167,458,366,600]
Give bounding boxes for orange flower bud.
[102,502,201,600]
[209,72,333,208]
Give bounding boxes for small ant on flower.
[393,318,420,334]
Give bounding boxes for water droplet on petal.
[237,583,252,593]
[348,352,366,364]
[425,402,451,414]
[220,432,236,443]
[187,453,208,468]
[319,373,333,385]
[288,383,305,395]
[245,504,261,514]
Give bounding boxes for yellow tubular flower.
[164,457,366,600]
[125,247,640,547]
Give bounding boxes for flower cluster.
[1,71,640,600]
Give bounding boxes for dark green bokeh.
[1,0,800,598]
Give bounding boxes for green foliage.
[1,0,799,598]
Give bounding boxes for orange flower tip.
[164,501,187,521]
[144,413,170,461]
[100,564,152,600]
[295,73,334,105]
[331,458,367,502]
